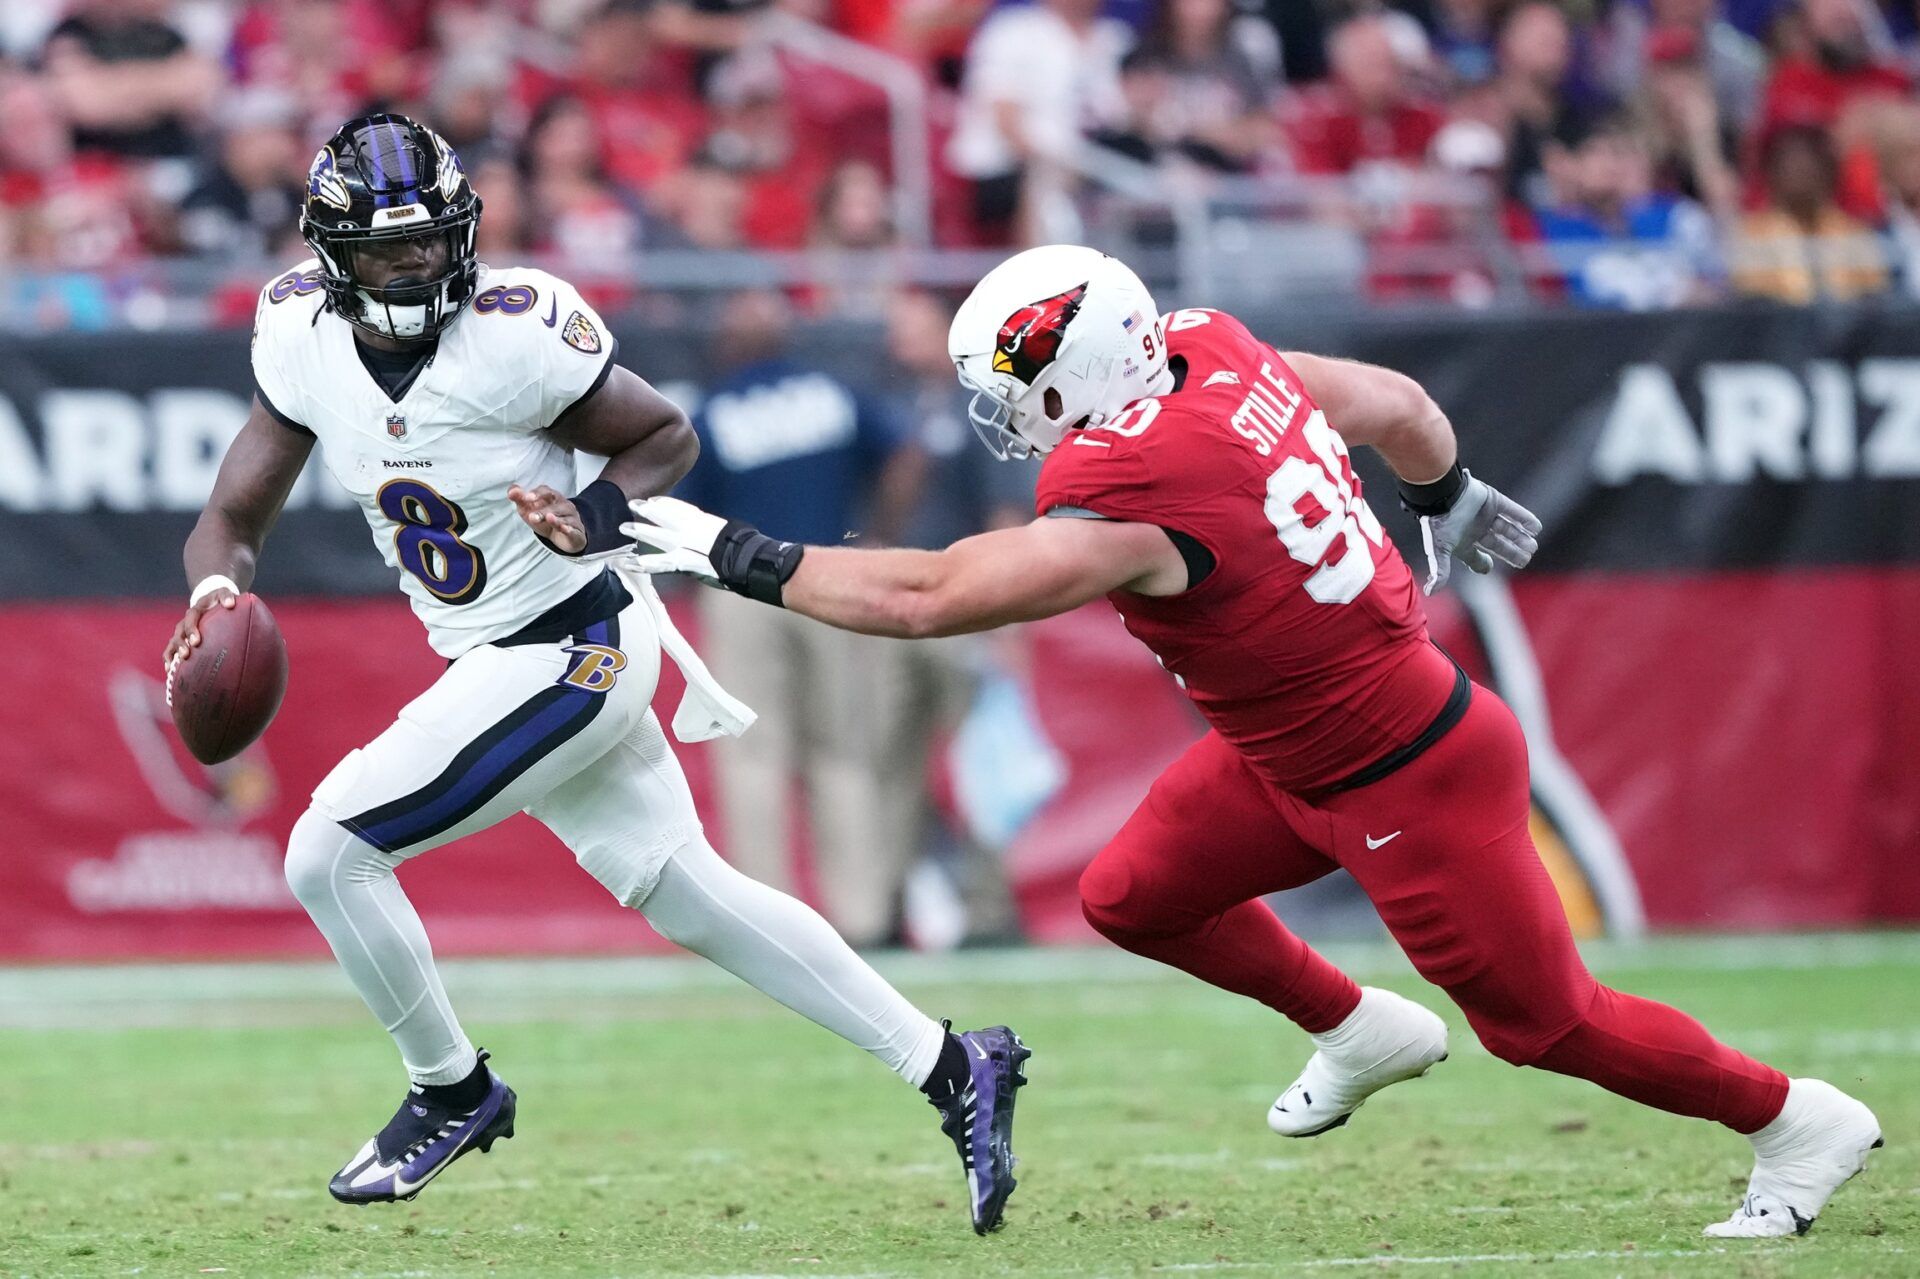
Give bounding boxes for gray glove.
[1412,469,1541,596]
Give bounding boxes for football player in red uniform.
[623,246,1881,1237]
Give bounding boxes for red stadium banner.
[0,599,675,960]
[4,304,1920,958]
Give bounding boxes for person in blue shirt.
[680,288,918,947]
[1528,107,1724,309]
[680,290,909,546]
[863,290,1038,948]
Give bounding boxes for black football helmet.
[300,113,482,342]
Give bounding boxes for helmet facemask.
[958,363,1039,460]
[307,212,480,341]
[958,354,1114,460]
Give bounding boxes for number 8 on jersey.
[378,478,489,605]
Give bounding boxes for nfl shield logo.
[387,412,407,440]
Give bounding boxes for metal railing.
[1061,144,1528,303]
[760,12,934,248]
[3,166,1913,331]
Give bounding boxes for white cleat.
[1267,987,1449,1138]
[1703,1078,1883,1238]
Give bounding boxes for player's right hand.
[1416,472,1541,595]
[163,590,238,669]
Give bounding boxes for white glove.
[620,496,729,583]
[622,496,808,606]
[1416,470,1541,596]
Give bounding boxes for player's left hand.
[620,496,729,583]
[1417,471,1541,595]
[508,483,587,554]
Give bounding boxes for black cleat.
[931,1024,1031,1235]
[328,1054,516,1204]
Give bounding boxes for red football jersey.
[1034,308,1459,793]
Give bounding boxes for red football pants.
[1079,685,1788,1134]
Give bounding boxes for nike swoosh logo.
[542,298,558,328]
[389,1122,480,1197]
[1365,831,1402,849]
[968,1038,990,1061]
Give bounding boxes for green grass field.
[2,936,1915,1279]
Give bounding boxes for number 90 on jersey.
[1264,412,1387,605]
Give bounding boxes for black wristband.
[561,478,632,556]
[1397,461,1467,516]
[711,521,805,607]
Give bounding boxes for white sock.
[641,837,946,1085]
[1308,992,1375,1054]
[284,810,478,1086]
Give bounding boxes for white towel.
[613,561,756,743]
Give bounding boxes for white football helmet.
[948,245,1168,459]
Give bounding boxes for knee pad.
[284,809,342,907]
[1079,847,1175,941]
[1373,890,1597,1066]
[636,837,753,953]
[284,808,385,907]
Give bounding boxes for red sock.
[1531,985,1789,1134]
[1085,897,1361,1034]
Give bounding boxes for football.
[167,593,289,765]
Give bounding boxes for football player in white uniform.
[162,114,1029,1233]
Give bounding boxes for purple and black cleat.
[328,1053,517,1205]
[932,1024,1031,1235]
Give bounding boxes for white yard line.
[4,933,1918,1030]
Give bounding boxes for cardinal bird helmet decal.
[992,283,1088,385]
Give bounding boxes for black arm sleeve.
[556,478,633,557]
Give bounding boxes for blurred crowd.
[4,0,1920,317]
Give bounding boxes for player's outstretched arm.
[1283,350,1542,595]
[623,497,1188,639]
[166,400,315,665]
[785,518,1187,638]
[509,367,698,555]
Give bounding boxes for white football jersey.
[252,261,617,658]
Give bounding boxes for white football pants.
[283,598,944,1089]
